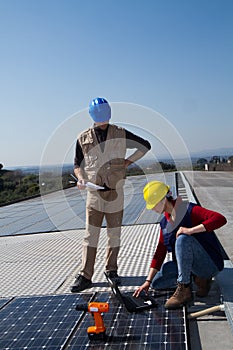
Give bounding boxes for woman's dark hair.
[166,191,174,202]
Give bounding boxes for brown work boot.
[165,283,192,309]
[194,276,212,297]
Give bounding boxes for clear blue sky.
[1,0,233,167]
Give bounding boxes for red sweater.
[150,204,227,270]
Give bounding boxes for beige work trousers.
[80,188,124,280]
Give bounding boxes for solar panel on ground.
[0,292,188,350]
[68,291,188,350]
[0,298,12,310]
[0,294,93,350]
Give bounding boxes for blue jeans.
[151,261,178,289]
[152,234,219,289]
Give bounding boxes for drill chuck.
[75,303,88,312]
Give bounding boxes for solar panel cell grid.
[0,294,94,350]
[0,292,188,349]
[68,292,188,350]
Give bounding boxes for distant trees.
[197,158,208,165]
[140,161,176,174]
[0,170,40,205]
[159,162,176,171]
[0,169,75,205]
[195,158,208,170]
[125,161,176,176]
[195,155,233,171]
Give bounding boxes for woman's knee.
[176,234,191,247]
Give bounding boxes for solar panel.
[0,292,188,349]
[0,298,12,310]
[0,293,93,350]
[68,291,188,350]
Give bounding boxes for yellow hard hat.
[143,181,170,209]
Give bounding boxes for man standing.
[71,97,151,292]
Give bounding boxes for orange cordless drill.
[76,302,109,340]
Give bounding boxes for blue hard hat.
[89,97,111,122]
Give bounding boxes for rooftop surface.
[1,171,233,349]
[183,171,233,349]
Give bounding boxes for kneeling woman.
[133,181,227,309]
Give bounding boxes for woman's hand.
[176,226,192,237]
[133,281,151,298]
[176,223,206,238]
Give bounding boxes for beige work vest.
[78,124,126,189]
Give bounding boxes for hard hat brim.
[146,203,156,210]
